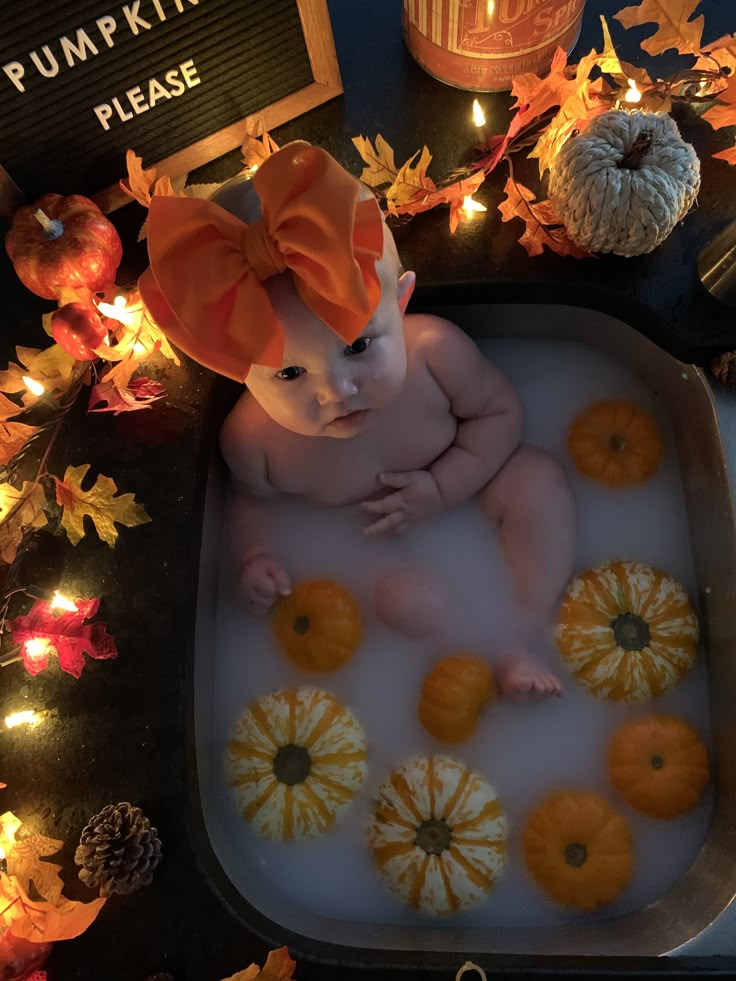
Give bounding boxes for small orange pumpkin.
[418,654,494,744]
[556,560,698,702]
[608,715,709,819]
[271,579,362,672]
[568,399,664,487]
[523,790,633,911]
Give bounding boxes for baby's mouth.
[330,408,368,428]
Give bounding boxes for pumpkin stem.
[618,131,654,170]
[609,434,627,452]
[33,209,64,241]
[455,963,488,981]
[292,614,310,635]
[564,842,587,868]
[272,744,311,785]
[415,818,452,856]
[651,754,665,770]
[612,612,651,651]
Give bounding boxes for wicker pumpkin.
[568,400,664,487]
[556,560,698,703]
[368,755,507,915]
[523,790,633,910]
[548,110,700,256]
[271,579,362,672]
[227,687,367,839]
[418,654,495,744]
[608,715,709,819]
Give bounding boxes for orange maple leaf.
[703,73,736,131]
[510,47,580,124]
[0,421,40,466]
[498,177,592,259]
[614,0,704,56]
[241,124,279,172]
[445,172,487,233]
[221,947,296,981]
[696,33,736,73]
[385,146,436,215]
[120,150,185,208]
[2,874,106,943]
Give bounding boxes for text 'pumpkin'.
[227,687,367,839]
[368,755,507,916]
[556,560,698,702]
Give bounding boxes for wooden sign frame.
[0,0,342,218]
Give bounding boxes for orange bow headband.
[138,142,385,381]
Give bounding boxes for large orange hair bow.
[138,142,385,381]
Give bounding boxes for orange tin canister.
[402,0,587,92]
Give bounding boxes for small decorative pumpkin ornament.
[524,791,633,910]
[51,302,108,360]
[271,578,362,672]
[227,687,367,840]
[5,194,123,300]
[568,400,664,487]
[556,560,698,703]
[608,715,709,819]
[418,654,495,744]
[548,110,700,256]
[368,755,507,915]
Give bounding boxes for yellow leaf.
[221,948,296,981]
[6,833,65,906]
[351,134,398,188]
[0,421,40,466]
[0,392,24,422]
[5,345,78,402]
[54,464,150,547]
[614,0,704,56]
[0,811,22,853]
[0,482,48,564]
[386,146,436,215]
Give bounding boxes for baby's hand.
[238,554,291,615]
[361,471,443,536]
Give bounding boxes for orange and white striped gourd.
[367,755,507,915]
[556,560,698,702]
[227,687,367,839]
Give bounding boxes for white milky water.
[201,339,712,933]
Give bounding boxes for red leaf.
[89,376,167,415]
[8,598,118,679]
[476,107,530,175]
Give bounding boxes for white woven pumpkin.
[548,110,700,256]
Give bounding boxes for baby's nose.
[315,371,358,406]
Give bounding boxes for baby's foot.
[495,649,563,703]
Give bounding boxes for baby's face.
[246,244,414,438]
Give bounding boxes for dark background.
[1,1,736,979]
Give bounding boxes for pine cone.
[74,802,162,896]
[711,351,736,388]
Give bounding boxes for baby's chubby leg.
[478,445,575,701]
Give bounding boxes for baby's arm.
[424,318,523,508]
[220,413,290,614]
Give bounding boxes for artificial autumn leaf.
[0,811,22,852]
[0,421,41,466]
[386,146,435,215]
[447,172,487,233]
[221,947,297,981]
[713,144,736,165]
[530,76,610,175]
[696,33,736,73]
[510,47,580,125]
[6,832,65,906]
[3,874,106,942]
[120,150,186,208]
[0,482,48,565]
[8,597,118,679]
[0,391,25,422]
[0,345,78,405]
[352,134,399,188]
[498,177,592,259]
[703,73,736,131]
[476,107,531,175]
[89,376,167,415]
[53,464,151,548]
[241,126,279,171]
[614,0,704,56]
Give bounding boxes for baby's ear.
[397,271,416,315]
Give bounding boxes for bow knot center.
[241,218,287,281]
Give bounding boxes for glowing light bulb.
[461,195,488,219]
[21,376,45,397]
[133,342,146,355]
[50,591,78,612]
[487,0,495,17]
[472,99,486,128]
[24,638,49,659]
[624,78,642,104]
[5,710,37,729]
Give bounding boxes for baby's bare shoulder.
[219,391,275,497]
[404,312,465,350]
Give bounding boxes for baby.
[140,142,575,701]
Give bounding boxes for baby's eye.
[276,366,305,381]
[345,337,371,356]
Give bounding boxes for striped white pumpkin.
[227,687,367,840]
[556,560,699,702]
[368,755,507,915]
